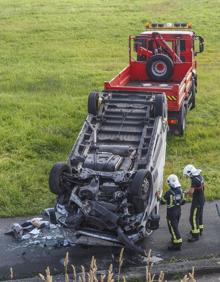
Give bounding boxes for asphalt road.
[0,200,219,281]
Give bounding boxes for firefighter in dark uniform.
[183,164,205,242]
[160,174,185,251]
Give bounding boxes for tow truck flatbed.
[104,64,193,112]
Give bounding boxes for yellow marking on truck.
[167,96,177,101]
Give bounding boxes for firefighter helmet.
[183,164,202,177]
[167,174,181,188]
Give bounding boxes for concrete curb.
[124,257,220,280]
[1,257,220,281]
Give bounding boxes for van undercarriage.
[49,91,167,254]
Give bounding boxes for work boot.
[168,244,181,251]
[188,235,199,242]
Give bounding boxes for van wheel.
[88,92,99,115]
[128,170,152,213]
[154,94,167,117]
[49,162,71,195]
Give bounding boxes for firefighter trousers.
[167,209,182,246]
[189,204,204,237]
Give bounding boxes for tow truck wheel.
[147,54,174,81]
[129,170,152,213]
[190,78,196,110]
[49,162,71,195]
[88,92,99,115]
[177,105,186,136]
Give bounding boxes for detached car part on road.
[49,92,167,255]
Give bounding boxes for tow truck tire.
[88,92,99,115]
[129,169,152,213]
[49,162,71,195]
[154,94,166,117]
[177,105,186,136]
[147,54,174,81]
[190,79,196,110]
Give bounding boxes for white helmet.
[183,164,202,177]
[167,174,181,188]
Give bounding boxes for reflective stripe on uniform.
[182,190,185,201]
[192,208,200,234]
[168,195,174,208]
[161,196,166,203]
[168,220,182,244]
[173,238,183,244]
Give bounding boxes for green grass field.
[0,0,219,216]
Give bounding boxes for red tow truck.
[104,22,204,135]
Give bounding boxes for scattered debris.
[4,212,163,267]
[5,223,23,240]
[146,256,163,264]
[5,211,76,248]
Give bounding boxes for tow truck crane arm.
[137,32,182,63]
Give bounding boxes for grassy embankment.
[0,0,219,216]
